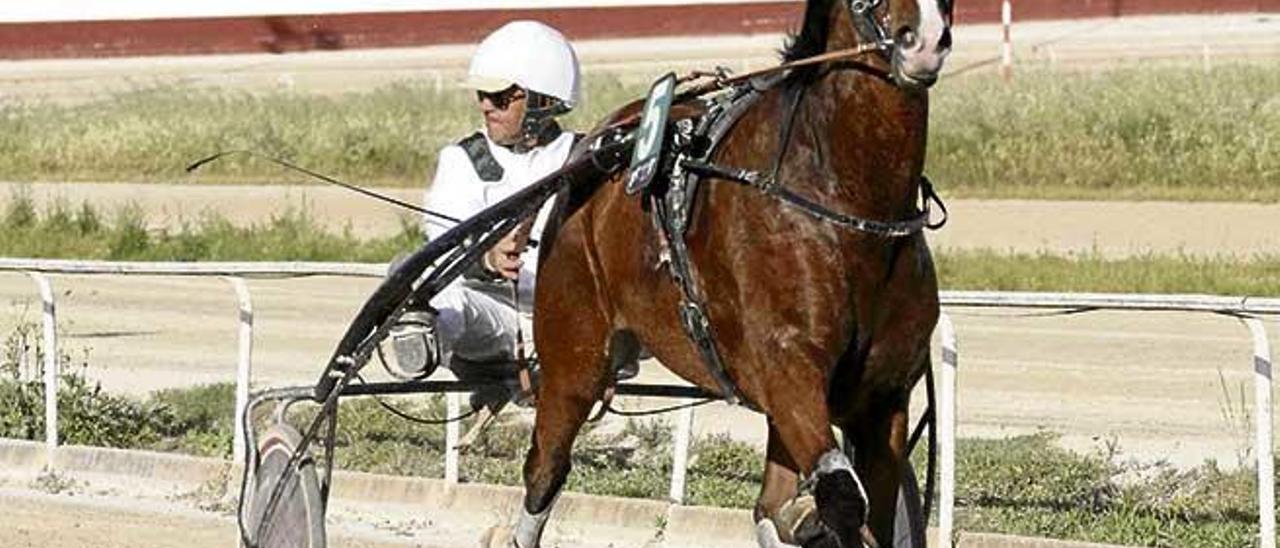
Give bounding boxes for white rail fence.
[1,258,1277,547]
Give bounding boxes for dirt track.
[2,14,1278,104]
[2,13,1279,472]
[5,181,1280,258]
[1,186,1276,470]
[3,271,1272,468]
[0,487,452,548]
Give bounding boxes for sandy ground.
[1,15,1277,104]
[1,266,1275,473]
[0,485,469,548]
[1,183,1276,471]
[4,181,1280,258]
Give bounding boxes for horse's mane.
[780,0,834,83]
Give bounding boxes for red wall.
[1,1,1276,60]
[955,0,1280,23]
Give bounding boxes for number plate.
[626,73,676,195]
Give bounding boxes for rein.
[682,160,947,236]
[602,42,889,133]
[677,41,890,98]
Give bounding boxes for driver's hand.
[483,221,533,281]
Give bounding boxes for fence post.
[938,311,958,548]
[1244,317,1274,548]
[669,404,696,504]
[27,272,59,455]
[445,392,461,484]
[1000,0,1013,81]
[224,277,254,465]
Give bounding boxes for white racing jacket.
[424,129,577,310]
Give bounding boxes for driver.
[386,20,581,383]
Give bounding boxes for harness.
[457,130,588,184]
[637,73,947,408]
[458,132,505,182]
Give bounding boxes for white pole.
[445,392,460,484]
[1001,0,1013,81]
[1245,318,1274,548]
[224,277,254,465]
[669,403,695,503]
[938,312,958,548]
[27,272,58,454]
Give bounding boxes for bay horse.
[492,0,954,546]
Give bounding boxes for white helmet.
[465,20,581,108]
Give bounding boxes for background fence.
[1,258,1277,546]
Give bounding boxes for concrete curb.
[0,439,1135,548]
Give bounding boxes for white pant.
[430,278,531,366]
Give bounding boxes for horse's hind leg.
[843,392,910,547]
[756,423,835,547]
[760,382,871,548]
[755,423,801,545]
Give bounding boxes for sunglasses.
[476,86,526,110]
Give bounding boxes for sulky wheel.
[893,465,927,548]
[244,423,327,548]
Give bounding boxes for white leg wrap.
[512,492,559,548]
[756,518,800,548]
[815,449,871,522]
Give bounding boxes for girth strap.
[647,89,769,408]
[654,195,749,407]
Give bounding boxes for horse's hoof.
[775,495,825,545]
[479,525,517,548]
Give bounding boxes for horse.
[491,0,954,546]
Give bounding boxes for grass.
[952,434,1264,547]
[0,63,1276,201]
[5,192,1278,295]
[1,187,419,262]
[929,64,1280,201]
[2,319,1274,545]
[0,79,642,187]
[935,249,1280,296]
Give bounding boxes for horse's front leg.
[483,293,612,547]
[481,350,607,548]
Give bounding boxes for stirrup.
[386,309,440,381]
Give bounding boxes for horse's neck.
[804,62,929,218]
[791,7,928,216]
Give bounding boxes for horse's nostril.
[938,27,953,51]
[897,28,918,48]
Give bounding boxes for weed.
[31,470,78,495]
[1215,368,1254,468]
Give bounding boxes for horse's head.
[844,0,954,89]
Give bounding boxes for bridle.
[845,0,956,68]
[848,0,895,55]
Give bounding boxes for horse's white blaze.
[898,0,950,81]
